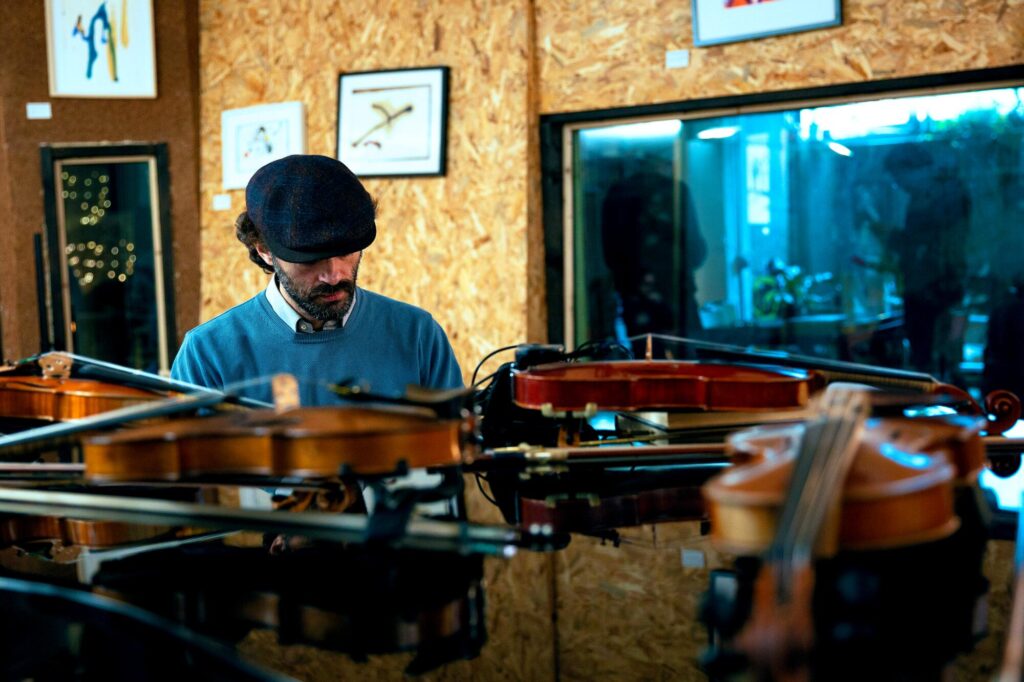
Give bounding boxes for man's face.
[270,251,362,323]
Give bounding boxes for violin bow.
[328,380,472,420]
[10,351,271,410]
[627,334,942,391]
[0,374,278,457]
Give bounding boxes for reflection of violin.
[0,486,215,551]
[0,515,174,549]
[479,443,728,536]
[701,387,988,679]
[489,357,819,539]
[84,405,470,483]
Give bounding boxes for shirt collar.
[264,277,356,333]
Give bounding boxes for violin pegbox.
[38,352,73,380]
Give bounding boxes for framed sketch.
[45,0,157,98]
[221,102,307,190]
[692,0,841,47]
[336,66,449,177]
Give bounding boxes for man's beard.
[273,256,359,324]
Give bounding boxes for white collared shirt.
[264,277,356,333]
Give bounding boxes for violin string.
[790,393,848,561]
[773,395,834,569]
[789,390,867,570]
[775,388,864,584]
[788,390,855,564]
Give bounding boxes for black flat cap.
[245,155,376,263]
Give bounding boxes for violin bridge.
[271,373,300,412]
[38,352,72,380]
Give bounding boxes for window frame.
[539,65,1024,349]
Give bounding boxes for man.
[600,161,707,341]
[881,145,969,380]
[171,154,463,405]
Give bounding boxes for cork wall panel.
[0,0,201,362]
[535,0,1024,115]
[198,0,536,378]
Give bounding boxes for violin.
[83,404,470,483]
[0,353,169,424]
[513,360,823,413]
[651,334,1022,435]
[700,387,989,679]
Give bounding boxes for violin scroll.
[983,389,1022,436]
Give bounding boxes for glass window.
[566,85,1024,397]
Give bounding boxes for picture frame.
[45,0,157,98]
[692,0,842,47]
[221,102,307,190]
[336,66,449,178]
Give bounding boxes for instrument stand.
[356,467,467,544]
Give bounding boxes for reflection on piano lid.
[0,574,288,680]
[90,542,488,675]
[0,487,566,555]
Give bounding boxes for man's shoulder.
[358,288,436,324]
[184,295,265,340]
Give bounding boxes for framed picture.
[221,102,307,190]
[45,0,157,98]
[692,0,841,47]
[336,66,449,177]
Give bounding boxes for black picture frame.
[692,0,842,47]
[336,66,449,178]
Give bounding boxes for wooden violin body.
[513,360,822,413]
[0,376,165,423]
[84,404,469,482]
[699,402,991,680]
[0,353,169,425]
[704,414,983,556]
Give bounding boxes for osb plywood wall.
[535,0,1024,114]
[198,0,538,381]
[196,1,1022,679]
[196,0,1024,380]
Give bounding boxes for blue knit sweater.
[170,288,463,406]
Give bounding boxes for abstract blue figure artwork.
[46,0,156,98]
[71,2,116,81]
